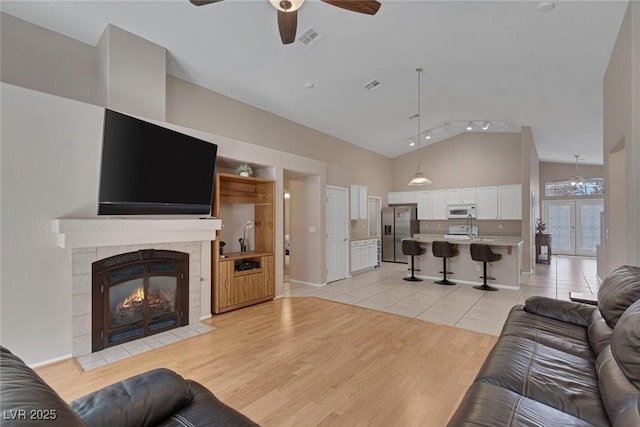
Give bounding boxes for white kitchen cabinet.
[432,190,449,219]
[351,239,378,273]
[351,185,368,220]
[417,191,432,220]
[499,184,522,219]
[402,192,418,204]
[387,192,403,205]
[447,188,476,205]
[476,186,499,219]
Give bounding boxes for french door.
[543,199,604,256]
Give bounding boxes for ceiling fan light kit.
[191,0,381,45]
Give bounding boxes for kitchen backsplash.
[419,219,522,237]
[351,219,371,240]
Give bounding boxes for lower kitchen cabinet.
[351,239,378,274]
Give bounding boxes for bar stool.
[402,239,425,282]
[432,241,458,285]
[470,243,502,291]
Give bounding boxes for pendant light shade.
[569,154,584,186]
[408,68,432,186]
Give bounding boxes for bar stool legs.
[473,260,499,291]
[402,240,425,282]
[432,241,458,286]
[470,243,502,292]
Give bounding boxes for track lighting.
[466,121,473,131]
[482,121,490,130]
[425,130,431,140]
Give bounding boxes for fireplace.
[92,249,189,352]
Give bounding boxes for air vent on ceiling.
[298,28,322,46]
[364,79,382,92]
[408,113,420,120]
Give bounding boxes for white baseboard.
[28,353,73,369]
[199,314,212,321]
[290,279,326,287]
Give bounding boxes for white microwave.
[447,204,477,219]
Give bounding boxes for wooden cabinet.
[211,173,275,314]
[351,185,368,220]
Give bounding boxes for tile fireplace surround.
[52,217,221,362]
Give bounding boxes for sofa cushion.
[598,265,640,328]
[611,299,640,388]
[474,336,608,426]
[501,305,595,361]
[0,346,86,426]
[597,346,640,427]
[446,382,598,427]
[588,309,614,356]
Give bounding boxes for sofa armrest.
[71,368,192,427]
[525,296,597,327]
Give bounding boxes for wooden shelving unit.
[211,173,275,314]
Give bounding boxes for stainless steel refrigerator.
[382,206,419,263]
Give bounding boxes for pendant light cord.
[416,67,423,172]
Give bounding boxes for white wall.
[1,84,104,363]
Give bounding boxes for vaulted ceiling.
[1,0,628,164]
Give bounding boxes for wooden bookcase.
[211,173,275,314]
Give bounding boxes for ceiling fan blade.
[189,0,223,6]
[277,9,298,45]
[321,0,381,15]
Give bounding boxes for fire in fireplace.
[92,250,189,352]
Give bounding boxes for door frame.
[326,185,350,282]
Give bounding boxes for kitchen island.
[411,234,523,289]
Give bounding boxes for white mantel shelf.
[52,217,222,249]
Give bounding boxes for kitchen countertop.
[351,236,380,241]
[413,234,523,247]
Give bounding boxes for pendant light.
[408,68,432,186]
[569,154,584,186]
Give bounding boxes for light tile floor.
[283,255,599,336]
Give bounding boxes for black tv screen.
[98,109,217,215]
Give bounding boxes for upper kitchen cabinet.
[431,190,449,219]
[351,185,368,220]
[476,186,499,219]
[447,188,477,205]
[387,191,417,205]
[476,185,522,220]
[417,191,432,220]
[498,184,522,220]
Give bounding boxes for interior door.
[326,186,348,282]
[543,199,603,256]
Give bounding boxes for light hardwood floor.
[36,297,496,426]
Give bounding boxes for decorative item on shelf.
[242,220,255,251]
[535,218,547,234]
[239,237,247,252]
[408,68,432,187]
[237,163,253,177]
[219,241,226,257]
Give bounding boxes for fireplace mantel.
[52,217,221,249]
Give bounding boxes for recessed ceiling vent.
[298,28,322,46]
[364,79,382,92]
[408,113,420,120]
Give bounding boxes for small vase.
[240,172,249,177]
[240,244,247,252]
[219,247,224,256]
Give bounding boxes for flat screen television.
[98,109,218,215]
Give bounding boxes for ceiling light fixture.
[482,121,491,130]
[500,124,510,132]
[409,140,416,147]
[537,1,555,12]
[269,0,304,12]
[408,68,432,187]
[569,154,584,186]
[466,121,473,131]
[425,130,431,140]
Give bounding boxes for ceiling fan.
[189,0,381,45]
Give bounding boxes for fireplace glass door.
[92,250,189,352]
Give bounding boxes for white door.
[543,199,603,256]
[327,186,349,282]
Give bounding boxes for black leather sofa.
[448,265,640,427]
[0,346,258,426]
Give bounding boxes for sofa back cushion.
[0,346,86,426]
[611,299,640,388]
[588,310,614,356]
[597,345,640,427]
[598,265,640,328]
